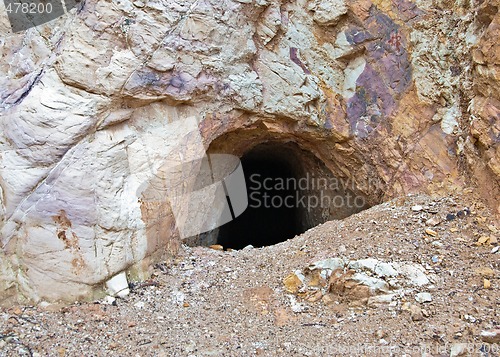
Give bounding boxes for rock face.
[0,0,499,304]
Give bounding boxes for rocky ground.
[0,192,499,356]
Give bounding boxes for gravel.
[1,193,499,356]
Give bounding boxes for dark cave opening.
[216,147,302,250]
[185,141,371,250]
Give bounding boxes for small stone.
[415,292,433,303]
[309,258,345,271]
[183,302,190,308]
[209,244,224,251]
[450,343,467,357]
[487,224,498,233]
[431,240,443,247]
[102,296,116,305]
[412,205,423,212]
[106,272,130,298]
[480,329,500,343]
[446,213,457,221]
[12,307,22,315]
[321,294,335,305]
[491,246,499,254]
[431,255,441,264]
[477,236,490,245]
[464,314,476,323]
[283,273,302,294]
[367,294,395,307]
[489,236,498,244]
[134,301,145,309]
[475,267,495,277]
[484,279,491,289]
[409,304,424,321]
[426,216,441,226]
[243,245,254,250]
[450,227,459,233]
[425,228,438,237]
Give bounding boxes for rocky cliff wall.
[0,0,498,304]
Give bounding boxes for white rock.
[348,258,378,272]
[102,296,116,305]
[367,294,396,307]
[415,292,433,303]
[352,273,390,293]
[343,57,366,99]
[480,329,500,343]
[308,0,347,25]
[294,270,306,284]
[411,205,424,212]
[440,101,460,135]
[349,258,399,278]
[105,272,130,298]
[256,4,281,45]
[450,343,467,357]
[309,258,345,272]
[394,263,430,286]
[134,301,145,309]
[374,262,399,278]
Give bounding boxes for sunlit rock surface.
[0,0,498,304]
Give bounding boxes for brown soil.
[1,193,499,356]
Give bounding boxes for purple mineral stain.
[290,47,311,75]
[344,4,414,138]
[169,76,185,89]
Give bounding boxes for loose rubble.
[0,194,498,356]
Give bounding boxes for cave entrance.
[217,145,302,249]
[185,141,370,249]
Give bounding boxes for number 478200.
[5,2,53,14]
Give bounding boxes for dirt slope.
[1,193,499,356]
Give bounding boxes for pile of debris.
[284,257,436,320]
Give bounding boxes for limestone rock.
[0,0,498,304]
[308,0,347,26]
[106,272,130,298]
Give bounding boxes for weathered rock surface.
[0,0,499,303]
